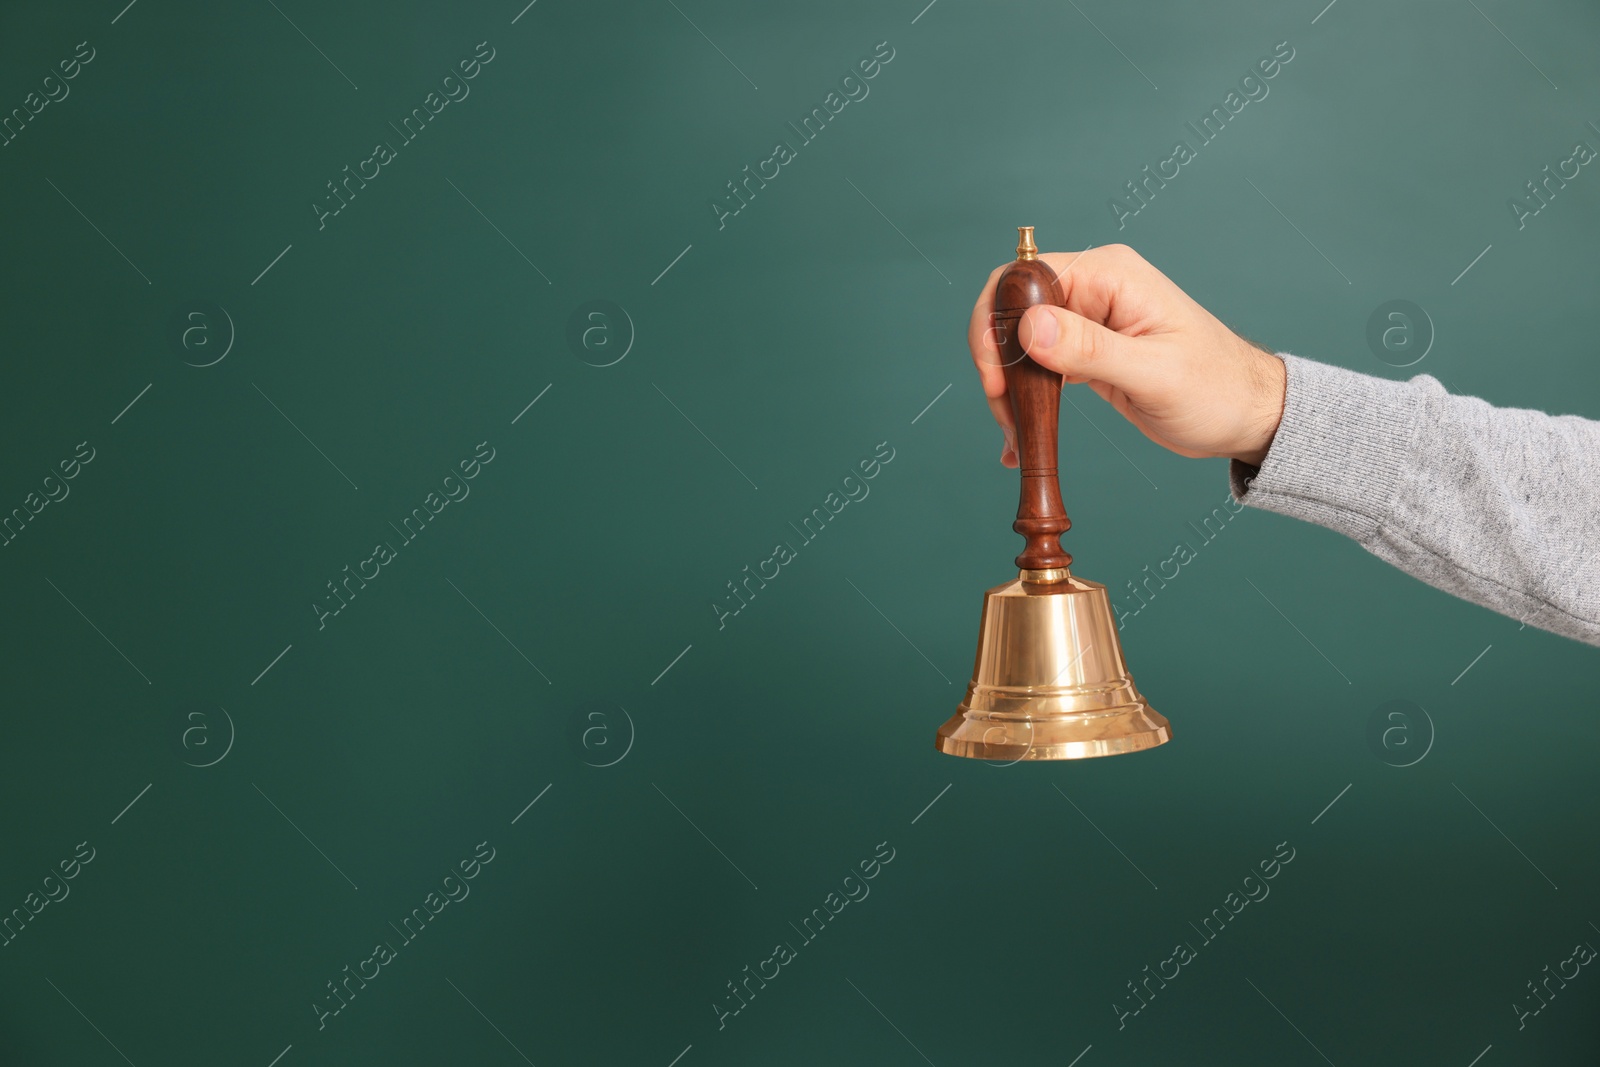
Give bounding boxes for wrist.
[1231,346,1286,467]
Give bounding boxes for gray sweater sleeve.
[1229,353,1600,646]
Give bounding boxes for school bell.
[934,227,1172,761]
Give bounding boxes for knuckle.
[1100,242,1140,264]
[1066,314,1111,365]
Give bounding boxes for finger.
[1044,244,1173,335]
[1077,379,1209,459]
[989,396,1016,467]
[986,394,1015,435]
[1084,379,1115,404]
[1019,304,1156,396]
[967,263,1009,408]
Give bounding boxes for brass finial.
[1016,226,1038,261]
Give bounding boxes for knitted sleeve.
[1230,354,1600,646]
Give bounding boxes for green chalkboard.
[2,0,1598,1063]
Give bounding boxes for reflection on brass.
[1015,225,1038,261]
[1019,566,1071,585]
[934,575,1170,761]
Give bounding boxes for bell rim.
[933,704,1172,761]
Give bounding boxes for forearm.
[1230,354,1600,646]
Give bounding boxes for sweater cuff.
[1229,353,1428,544]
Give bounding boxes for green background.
[1,0,1597,1063]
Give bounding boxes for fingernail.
[1028,308,1058,348]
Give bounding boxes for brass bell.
[935,227,1171,761]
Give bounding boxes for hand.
[966,244,1287,468]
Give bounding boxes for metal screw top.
[1016,226,1038,261]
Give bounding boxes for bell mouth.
[935,573,1172,761]
[934,703,1171,761]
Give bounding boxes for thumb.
[1018,304,1150,393]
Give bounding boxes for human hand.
[967,244,1287,468]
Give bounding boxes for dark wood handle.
[992,228,1071,573]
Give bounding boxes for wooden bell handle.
[991,226,1071,574]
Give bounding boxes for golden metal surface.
[1015,225,1038,261]
[935,574,1171,761]
[1019,566,1071,585]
